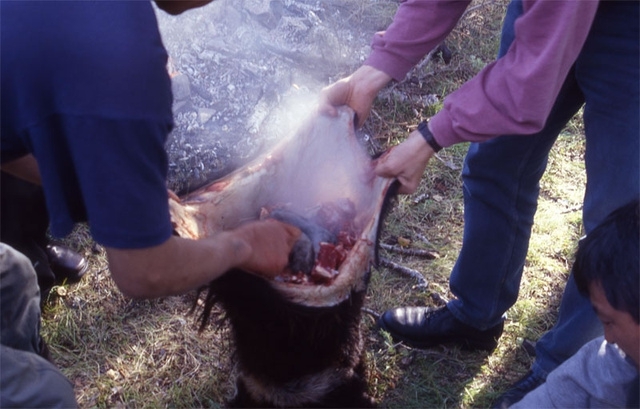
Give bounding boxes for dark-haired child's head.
[574,199,639,366]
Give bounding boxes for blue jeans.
[446,0,639,378]
[0,243,77,408]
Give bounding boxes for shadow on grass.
[363,283,567,409]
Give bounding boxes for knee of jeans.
[0,346,77,408]
[0,243,40,294]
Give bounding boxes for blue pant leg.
[447,73,585,328]
[0,244,77,407]
[532,0,640,376]
[445,0,585,329]
[1,345,77,408]
[496,0,521,58]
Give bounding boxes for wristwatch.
[417,121,443,153]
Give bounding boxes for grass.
[40,0,589,407]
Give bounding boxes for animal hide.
[169,107,397,408]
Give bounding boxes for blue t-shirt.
[1,1,175,249]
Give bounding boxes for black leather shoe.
[491,370,545,408]
[378,306,503,351]
[45,245,88,284]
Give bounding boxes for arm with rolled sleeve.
[1,1,302,300]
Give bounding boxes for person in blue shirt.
[0,1,300,406]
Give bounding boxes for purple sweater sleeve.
[365,0,470,82]
[366,0,599,148]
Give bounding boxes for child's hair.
[574,199,639,324]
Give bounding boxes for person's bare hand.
[374,129,436,194]
[233,219,301,278]
[318,65,392,128]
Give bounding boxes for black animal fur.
[193,180,399,408]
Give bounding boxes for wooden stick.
[380,243,438,259]
[379,257,428,288]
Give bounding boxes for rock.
[197,108,216,124]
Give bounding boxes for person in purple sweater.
[319,0,639,406]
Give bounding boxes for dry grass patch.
[42,233,236,408]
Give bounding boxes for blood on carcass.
[272,199,358,285]
[169,105,396,308]
[312,198,356,235]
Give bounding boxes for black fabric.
[1,172,55,300]
[627,375,640,409]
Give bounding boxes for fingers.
[318,66,391,130]
[238,219,302,249]
[395,176,421,195]
[353,109,368,129]
[167,189,180,202]
[375,155,420,194]
[317,80,351,117]
[273,219,303,248]
[374,130,434,195]
[317,100,338,118]
[317,78,371,128]
[235,219,302,278]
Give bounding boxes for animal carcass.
[169,106,397,408]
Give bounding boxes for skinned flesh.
[169,106,394,307]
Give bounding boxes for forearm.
[105,233,250,299]
[374,126,436,194]
[318,65,392,128]
[1,155,41,185]
[351,65,393,102]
